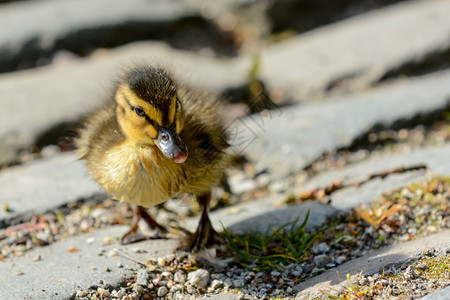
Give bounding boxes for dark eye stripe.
[144,114,156,128]
[122,92,159,128]
[131,105,156,127]
[127,103,156,128]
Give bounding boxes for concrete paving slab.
[185,199,337,236]
[294,229,450,296]
[260,0,450,101]
[0,226,178,299]
[302,145,450,190]
[419,286,450,300]
[0,0,199,72]
[186,144,450,235]
[0,41,249,166]
[0,152,103,227]
[300,144,450,210]
[231,70,450,179]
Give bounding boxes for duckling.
[76,65,229,250]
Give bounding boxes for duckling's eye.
[134,107,145,117]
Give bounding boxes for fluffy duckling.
[77,65,229,250]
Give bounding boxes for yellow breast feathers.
[96,141,185,207]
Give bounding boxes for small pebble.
[136,270,149,286]
[310,267,325,276]
[157,257,166,266]
[335,255,347,264]
[116,290,124,298]
[188,269,210,288]
[313,242,330,254]
[133,284,144,295]
[404,265,416,280]
[186,285,196,294]
[85,237,95,244]
[170,284,183,293]
[314,254,330,268]
[270,270,281,277]
[416,263,427,270]
[157,286,168,297]
[161,271,172,278]
[258,288,267,296]
[97,287,109,297]
[379,279,389,286]
[76,290,87,297]
[233,278,245,288]
[174,270,186,283]
[210,279,223,290]
[224,278,233,288]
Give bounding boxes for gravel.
[334,249,450,299]
[66,176,448,299]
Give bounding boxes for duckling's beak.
[154,126,188,163]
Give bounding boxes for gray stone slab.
[186,145,450,235]
[185,199,337,236]
[419,286,450,300]
[294,229,450,296]
[0,152,103,226]
[232,70,450,178]
[0,226,178,299]
[0,0,199,71]
[329,172,428,211]
[225,201,336,235]
[300,144,450,210]
[0,41,249,166]
[302,145,450,190]
[260,0,450,101]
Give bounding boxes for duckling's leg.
[120,205,167,244]
[177,192,224,251]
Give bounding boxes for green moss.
[415,256,450,280]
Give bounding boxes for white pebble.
[157,257,166,266]
[188,269,210,288]
[210,279,223,290]
[157,286,168,297]
[97,287,109,297]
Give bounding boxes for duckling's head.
[115,66,187,163]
